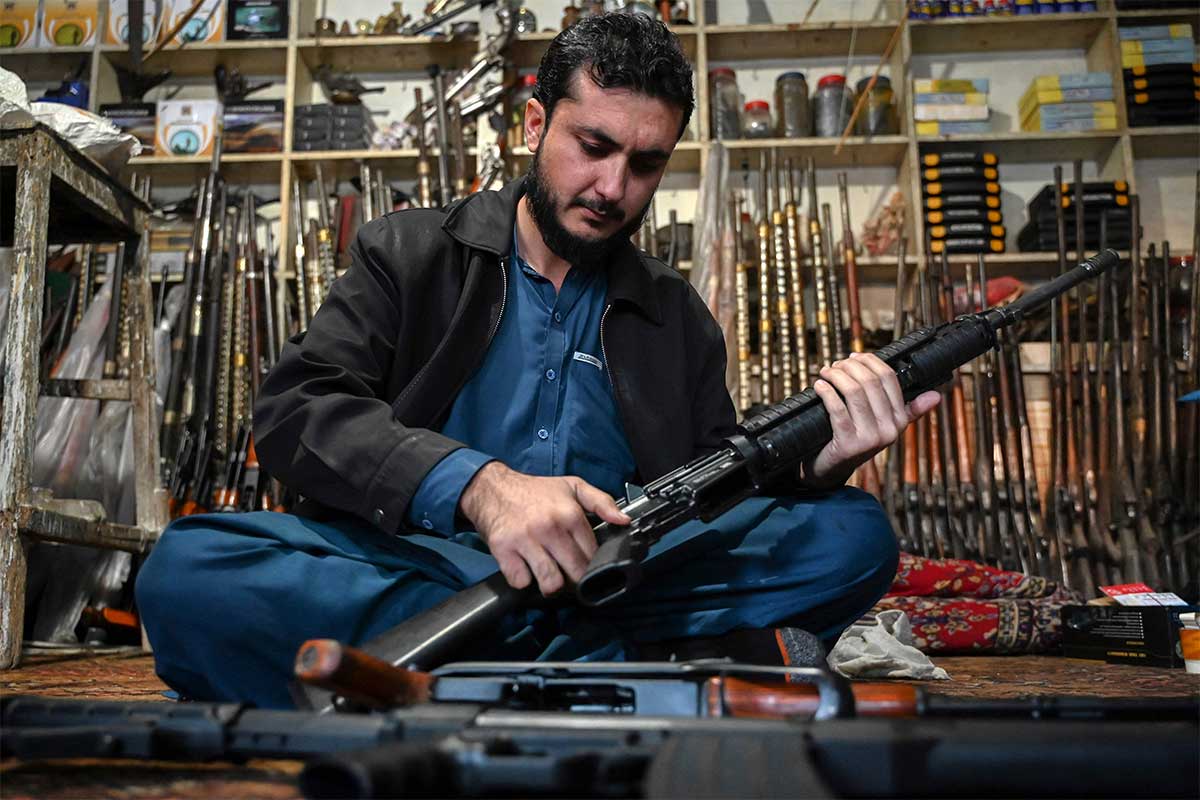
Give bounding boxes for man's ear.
[524,97,546,152]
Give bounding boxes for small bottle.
[774,72,810,138]
[813,74,854,138]
[855,76,897,136]
[742,100,773,139]
[709,67,742,140]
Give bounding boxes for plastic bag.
[688,143,740,398]
[26,282,111,642]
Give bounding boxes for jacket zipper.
[488,255,508,345]
[599,303,614,390]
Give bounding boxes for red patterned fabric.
[876,553,1080,654]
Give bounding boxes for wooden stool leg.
[0,135,52,669]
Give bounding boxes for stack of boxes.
[913,79,991,136]
[1121,24,1200,128]
[1019,72,1117,132]
[921,150,1006,255]
[1016,180,1132,252]
[292,104,376,152]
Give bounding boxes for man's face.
[523,71,683,269]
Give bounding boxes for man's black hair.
[533,12,694,140]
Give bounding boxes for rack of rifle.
[731,155,1198,595]
[730,152,881,494]
[157,89,504,519]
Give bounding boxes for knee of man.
[818,487,900,591]
[136,522,208,627]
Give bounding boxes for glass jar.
[742,100,772,139]
[709,67,741,140]
[619,0,658,18]
[813,74,854,137]
[507,74,538,151]
[855,75,898,135]
[774,71,810,138]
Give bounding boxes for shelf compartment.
[125,152,282,185]
[507,27,698,69]
[101,40,288,77]
[1128,126,1200,160]
[916,131,1123,164]
[706,22,899,61]
[723,136,909,168]
[289,148,477,182]
[909,12,1110,54]
[296,35,481,74]
[510,140,704,173]
[1,46,95,84]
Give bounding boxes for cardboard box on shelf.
[155,99,222,157]
[42,0,99,47]
[0,0,41,49]
[165,0,224,45]
[99,102,157,152]
[104,0,165,46]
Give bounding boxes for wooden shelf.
[1114,8,1200,24]
[511,140,704,172]
[125,152,282,184]
[908,12,1111,54]
[290,147,475,180]
[101,41,288,77]
[296,35,481,74]
[723,135,909,168]
[509,27,698,68]
[916,130,1124,163]
[1128,126,1200,159]
[706,21,899,61]
[1,46,95,84]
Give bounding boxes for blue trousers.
[136,488,898,708]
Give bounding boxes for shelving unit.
[3,0,1195,282]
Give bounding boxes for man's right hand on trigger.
[458,461,631,596]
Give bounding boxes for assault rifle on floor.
[4,673,1197,800]
[352,249,1119,677]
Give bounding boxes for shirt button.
[372,508,386,526]
[545,368,556,381]
[537,428,549,440]
[553,311,562,323]
[421,519,434,530]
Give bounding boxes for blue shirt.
[406,231,637,535]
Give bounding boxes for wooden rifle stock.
[296,639,435,710]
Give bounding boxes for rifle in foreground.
[359,250,1119,675]
[4,680,1196,800]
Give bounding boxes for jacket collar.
[441,176,663,326]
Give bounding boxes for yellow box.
[0,0,42,49]
[104,0,165,46]
[156,99,222,157]
[42,0,99,47]
[165,0,224,45]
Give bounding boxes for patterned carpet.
[3,650,1197,799]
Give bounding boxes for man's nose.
[593,158,628,207]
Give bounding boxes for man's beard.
[525,150,648,272]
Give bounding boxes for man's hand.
[458,462,631,596]
[804,352,941,488]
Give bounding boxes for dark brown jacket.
[254,177,738,534]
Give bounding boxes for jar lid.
[709,67,736,79]
[744,100,770,112]
[857,75,890,92]
[521,74,538,87]
[818,74,846,89]
[777,71,807,82]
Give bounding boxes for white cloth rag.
[828,609,950,680]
